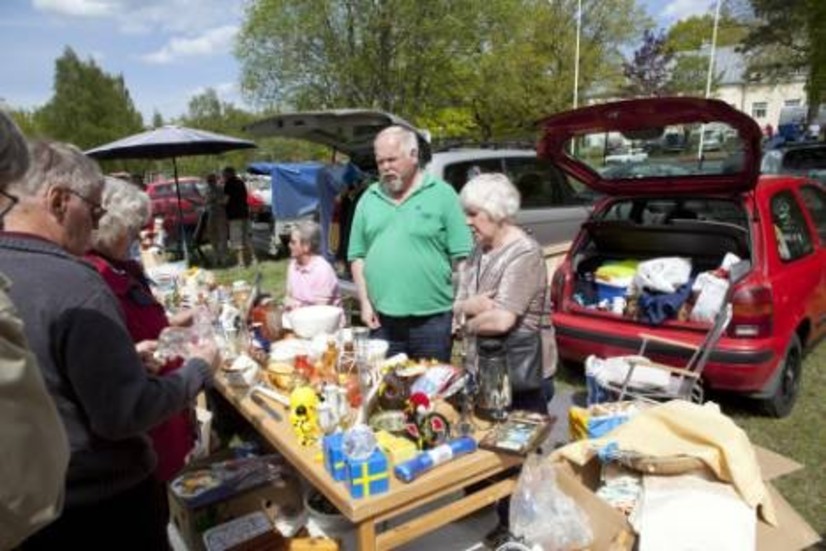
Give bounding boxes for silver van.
[245,109,595,253]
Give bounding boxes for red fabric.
[85,251,194,481]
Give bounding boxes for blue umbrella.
[86,125,257,263]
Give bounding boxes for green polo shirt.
[348,174,472,316]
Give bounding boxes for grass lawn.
[214,257,825,542]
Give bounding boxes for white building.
[703,46,807,130]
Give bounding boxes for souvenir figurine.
[289,386,320,446]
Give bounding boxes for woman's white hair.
[459,172,521,223]
[0,110,30,188]
[92,176,151,256]
[293,219,322,255]
[11,140,103,198]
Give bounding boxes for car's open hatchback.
[537,97,763,195]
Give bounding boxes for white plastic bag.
[509,454,593,551]
[690,272,729,322]
[632,257,692,294]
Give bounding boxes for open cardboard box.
[552,444,820,551]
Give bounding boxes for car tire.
[760,334,802,418]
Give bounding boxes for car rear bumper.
[554,317,780,393]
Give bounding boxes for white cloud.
[141,25,238,64]
[31,0,242,34]
[661,0,714,22]
[33,0,116,17]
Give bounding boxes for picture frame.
[478,410,555,456]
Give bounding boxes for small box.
[596,281,628,302]
[375,430,418,465]
[322,433,347,481]
[169,454,303,551]
[346,449,389,499]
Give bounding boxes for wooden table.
[214,375,522,550]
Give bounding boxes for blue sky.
[0,0,718,123]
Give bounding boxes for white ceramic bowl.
[287,305,343,339]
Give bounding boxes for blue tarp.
[247,162,324,219]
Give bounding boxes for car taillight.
[550,261,572,313]
[730,284,773,338]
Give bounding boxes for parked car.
[146,177,206,238]
[761,143,826,184]
[245,109,595,255]
[543,97,826,417]
[605,147,648,165]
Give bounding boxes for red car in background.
[146,177,206,237]
[543,97,826,417]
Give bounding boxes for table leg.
[357,519,377,551]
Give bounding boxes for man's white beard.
[381,176,404,195]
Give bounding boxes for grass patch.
[212,259,825,540]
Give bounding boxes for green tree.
[36,47,144,149]
[736,0,826,114]
[151,110,164,128]
[665,12,749,53]
[669,54,722,97]
[235,0,647,142]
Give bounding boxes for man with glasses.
[0,112,70,550]
[0,139,220,549]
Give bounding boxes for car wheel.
[760,334,802,418]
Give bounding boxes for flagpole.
[698,0,723,159]
[573,0,582,109]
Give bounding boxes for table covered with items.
[149,263,819,551]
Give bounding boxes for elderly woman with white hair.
[454,172,555,547]
[454,173,554,413]
[285,219,341,309]
[84,177,201,539]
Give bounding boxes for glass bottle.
[475,337,511,422]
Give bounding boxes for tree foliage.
[623,30,674,97]
[35,47,144,150]
[735,0,826,112]
[236,0,648,141]
[665,12,749,53]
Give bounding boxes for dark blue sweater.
[0,234,210,506]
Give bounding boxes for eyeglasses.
[0,189,19,219]
[65,188,106,221]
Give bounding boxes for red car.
[543,97,826,417]
[146,177,206,237]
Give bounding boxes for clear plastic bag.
[509,454,593,551]
[632,257,692,294]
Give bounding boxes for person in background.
[205,172,229,266]
[0,111,70,550]
[84,177,205,537]
[285,220,341,309]
[348,126,472,362]
[452,173,553,548]
[1,140,218,549]
[223,166,253,267]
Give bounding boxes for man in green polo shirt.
[348,125,472,362]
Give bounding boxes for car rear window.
[597,197,748,229]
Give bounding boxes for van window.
[504,157,586,208]
[442,159,503,192]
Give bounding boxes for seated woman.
[285,220,341,309]
[453,173,554,413]
[84,177,206,539]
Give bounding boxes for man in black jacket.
[223,166,253,266]
[2,140,219,549]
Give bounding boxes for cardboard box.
[552,444,820,551]
[169,455,303,551]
